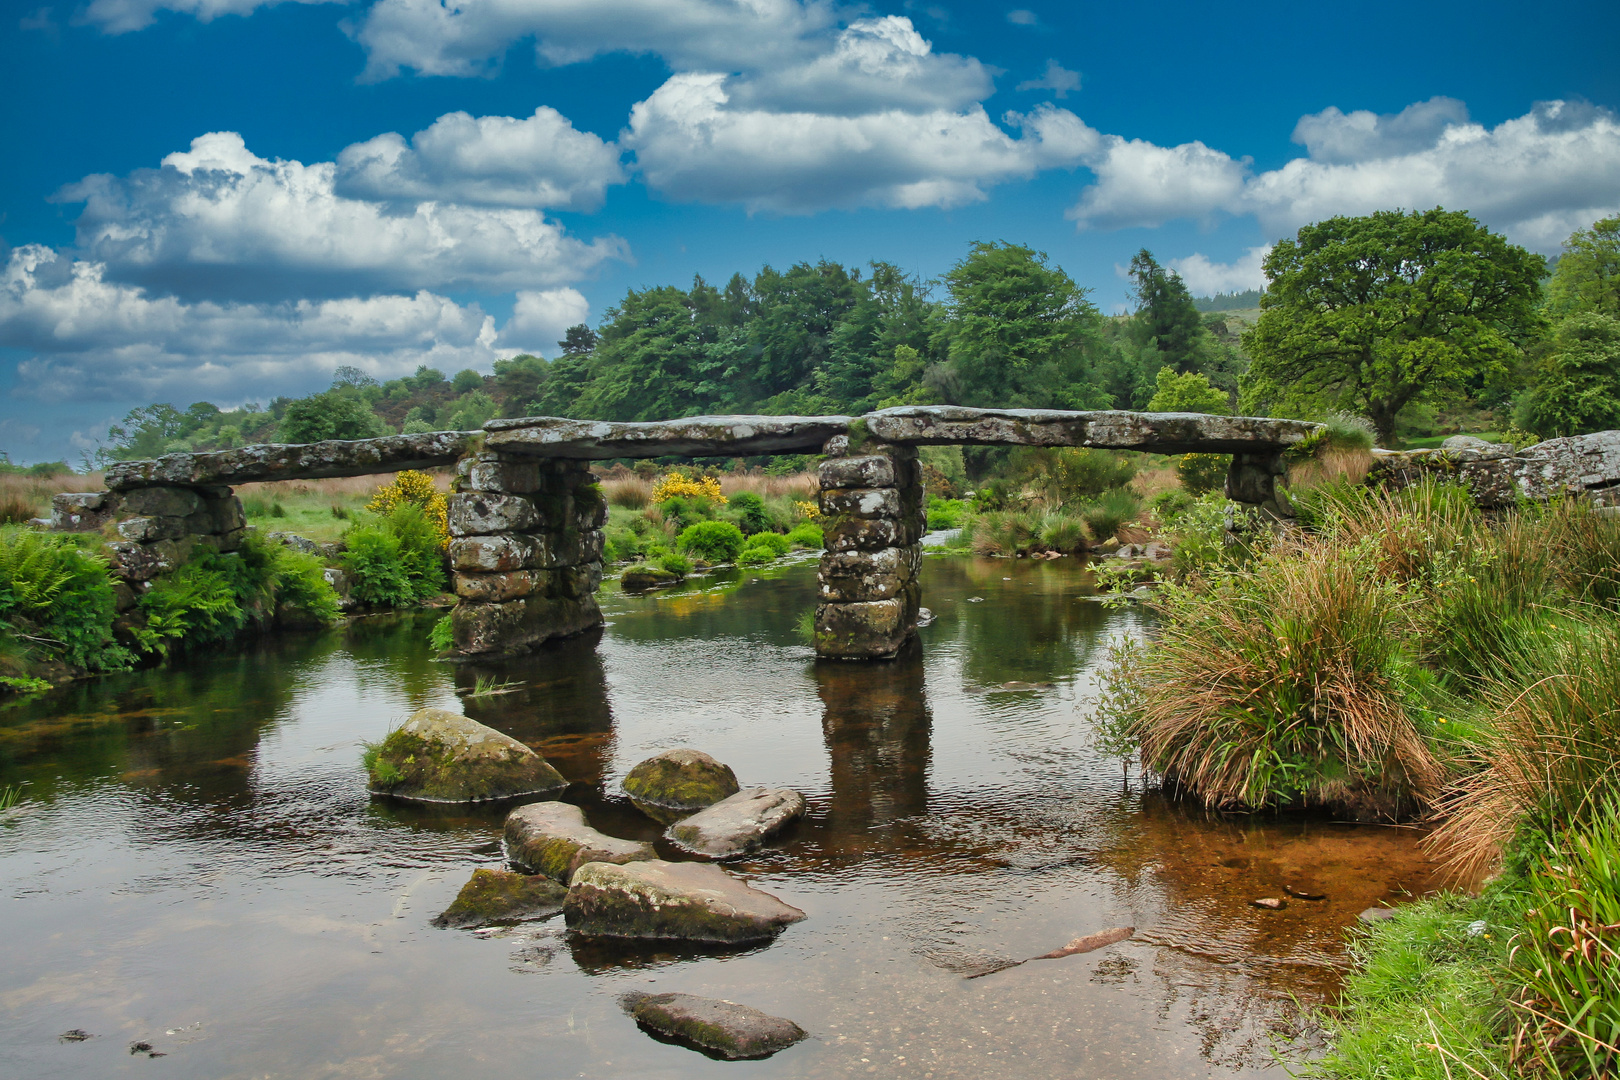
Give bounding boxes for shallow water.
[0,554,1450,1079]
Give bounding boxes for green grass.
[239,486,372,542]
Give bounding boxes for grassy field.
[235,473,448,542]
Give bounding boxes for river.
[0,552,1449,1078]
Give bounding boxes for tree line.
[93,210,1620,463]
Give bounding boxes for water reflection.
[816,638,931,835]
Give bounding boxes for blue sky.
[2,0,1618,463]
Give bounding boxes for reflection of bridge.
[81,406,1319,659]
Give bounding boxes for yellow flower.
[367,469,450,548]
[651,473,724,504]
[794,500,820,520]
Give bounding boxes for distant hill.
[1193,290,1263,312]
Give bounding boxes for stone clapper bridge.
[75,407,1318,660]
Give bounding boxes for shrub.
[737,547,775,567]
[726,491,773,535]
[342,503,446,607]
[652,473,724,504]
[743,532,791,557]
[656,552,691,576]
[926,496,966,530]
[0,528,127,672]
[1150,489,1196,522]
[785,522,823,549]
[1174,453,1228,496]
[676,520,746,564]
[656,494,714,533]
[366,470,448,548]
[1038,512,1087,553]
[1008,446,1136,506]
[136,562,243,657]
[1079,489,1140,543]
[1113,541,1448,818]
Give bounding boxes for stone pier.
[445,453,607,657]
[814,435,925,659]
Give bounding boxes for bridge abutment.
[445,453,606,658]
[814,437,926,660]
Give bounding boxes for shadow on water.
[0,557,1453,1079]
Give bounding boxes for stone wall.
[445,453,607,657]
[1368,431,1620,508]
[67,485,249,592]
[814,437,925,660]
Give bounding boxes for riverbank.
[1097,480,1620,1076]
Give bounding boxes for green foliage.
[135,561,243,657]
[725,491,773,534]
[784,522,824,549]
[1547,214,1620,318]
[1145,367,1229,414]
[1078,488,1141,542]
[0,528,127,672]
[1244,209,1545,444]
[1129,249,1205,373]
[742,531,792,557]
[1006,446,1136,507]
[656,552,691,575]
[941,241,1109,410]
[429,614,453,652]
[676,520,747,564]
[1174,453,1228,496]
[342,503,446,607]
[736,546,775,567]
[926,496,966,529]
[0,675,52,694]
[278,390,390,442]
[1516,312,1620,437]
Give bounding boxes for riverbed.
[0,553,1450,1078]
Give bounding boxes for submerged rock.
[504,802,655,883]
[665,787,806,859]
[622,992,807,1060]
[1358,906,1397,926]
[622,749,740,823]
[564,859,806,943]
[432,868,567,928]
[365,707,567,803]
[1251,897,1287,910]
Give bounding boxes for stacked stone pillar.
[74,484,247,586]
[446,452,606,658]
[814,436,926,660]
[1225,452,1294,518]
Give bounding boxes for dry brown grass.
[0,470,105,521]
[234,471,451,502]
[595,465,817,509]
[1429,622,1620,881]
[1129,461,1182,500]
[1288,446,1375,489]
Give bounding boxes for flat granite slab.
[106,431,480,490]
[484,415,852,459]
[863,406,1321,455]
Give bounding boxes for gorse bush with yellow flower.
[366,470,449,548]
[651,473,724,505]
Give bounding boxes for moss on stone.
[432,868,566,928]
[365,710,567,803]
[622,750,739,818]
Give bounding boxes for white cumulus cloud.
[80,0,340,35]
[1167,245,1271,296]
[623,75,1096,213]
[499,287,591,356]
[1069,99,1620,250]
[0,245,502,402]
[1016,59,1080,99]
[335,106,626,210]
[58,131,627,301]
[353,0,836,81]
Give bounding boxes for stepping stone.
[432,868,566,928]
[564,860,805,943]
[504,802,655,884]
[364,707,566,803]
[622,992,806,1060]
[664,787,805,859]
[622,749,739,823]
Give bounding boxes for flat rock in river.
[366,707,567,803]
[664,787,805,859]
[622,749,740,823]
[564,860,806,943]
[504,801,655,883]
[622,992,807,1060]
[432,868,567,928]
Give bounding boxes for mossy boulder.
[364,707,567,803]
[621,565,682,592]
[563,860,805,943]
[504,801,655,884]
[431,868,567,928]
[622,749,739,823]
[665,787,806,859]
[622,992,807,1060]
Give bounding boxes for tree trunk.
[1368,403,1399,448]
